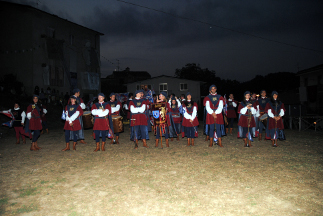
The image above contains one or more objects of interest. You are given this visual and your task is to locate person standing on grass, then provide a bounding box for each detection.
[225,93,237,135]
[255,90,270,141]
[265,91,286,147]
[68,89,87,144]
[91,93,113,152]
[1,102,27,144]
[107,92,122,144]
[62,95,83,151]
[129,89,149,149]
[168,96,182,141]
[181,92,199,146]
[203,85,225,147]
[237,91,257,147]
[26,95,42,151]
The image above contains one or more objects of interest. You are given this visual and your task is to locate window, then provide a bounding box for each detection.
[180,83,188,91]
[159,83,167,93]
[49,65,64,87]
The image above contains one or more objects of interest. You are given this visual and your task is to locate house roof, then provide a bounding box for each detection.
[1,1,104,35]
[297,64,323,76]
[126,75,206,84]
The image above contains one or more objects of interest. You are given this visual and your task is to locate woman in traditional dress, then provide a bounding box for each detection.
[237,91,257,147]
[181,92,199,146]
[26,95,43,151]
[62,95,83,151]
[265,91,286,147]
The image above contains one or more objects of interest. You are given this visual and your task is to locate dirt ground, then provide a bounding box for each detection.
[0,117,323,215]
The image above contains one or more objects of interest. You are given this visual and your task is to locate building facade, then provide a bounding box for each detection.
[0,1,103,100]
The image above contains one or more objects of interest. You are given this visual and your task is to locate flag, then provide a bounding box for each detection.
[273,130,278,140]
[2,121,13,127]
[61,110,66,120]
[246,132,254,141]
[145,89,154,103]
[1,111,14,127]
[223,94,228,116]
[107,128,114,139]
[213,131,218,142]
[179,105,185,114]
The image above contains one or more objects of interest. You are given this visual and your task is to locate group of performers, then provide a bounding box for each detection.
[1,85,286,151]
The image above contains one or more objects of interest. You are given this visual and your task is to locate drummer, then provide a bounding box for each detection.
[107,92,122,144]
[255,90,270,141]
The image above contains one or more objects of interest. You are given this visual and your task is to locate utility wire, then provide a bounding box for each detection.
[117,0,323,54]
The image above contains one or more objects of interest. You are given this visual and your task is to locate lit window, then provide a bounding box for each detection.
[180,83,188,91]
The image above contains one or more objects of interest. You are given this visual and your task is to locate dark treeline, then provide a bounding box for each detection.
[175,63,299,101]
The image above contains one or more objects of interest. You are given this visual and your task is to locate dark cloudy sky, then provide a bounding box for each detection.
[5,0,323,81]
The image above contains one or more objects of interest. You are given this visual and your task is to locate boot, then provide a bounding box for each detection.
[110,138,114,144]
[30,142,37,151]
[272,139,277,147]
[171,138,173,141]
[41,130,44,135]
[243,138,248,147]
[134,140,139,149]
[16,139,20,144]
[176,136,179,141]
[155,139,159,148]
[73,142,77,150]
[258,134,262,141]
[22,137,26,144]
[209,139,213,147]
[62,142,70,151]
[46,128,49,134]
[143,139,149,148]
[34,141,41,150]
[187,138,191,146]
[80,140,87,144]
[116,136,119,144]
[191,138,195,146]
[205,136,210,141]
[101,142,105,151]
[218,138,223,147]
[226,128,228,134]
[166,139,169,147]
[230,128,233,135]
[248,139,252,147]
[94,142,100,152]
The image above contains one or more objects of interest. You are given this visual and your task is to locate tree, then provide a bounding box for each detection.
[175,63,216,83]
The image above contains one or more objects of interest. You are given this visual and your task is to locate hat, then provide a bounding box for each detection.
[73,88,80,94]
[109,92,115,97]
[98,93,105,98]
[160,91,167,98]
[70,95,77,99]
[271,91,278,96]
[135,90,141,95]
[186,92,191,96]
[33,94,39,99]
[209,85,217,91]
[244,91,251,96]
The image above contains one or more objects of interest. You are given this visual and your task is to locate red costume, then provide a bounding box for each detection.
[64,105,83,131]
[26,104,42,130]
[91,102,112,130]
[203,94,224,125]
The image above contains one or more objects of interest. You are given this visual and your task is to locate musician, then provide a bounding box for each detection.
[255,90,270,140]
[237,91,257,147]
[225,93,237,135]
[264,91,286,147]
[1,102,27,144]
[180,94,186,103]
[91,93,113,152]
[26,95,43,151]
[62,95,83,151]
[203,85,225,147]
[182,92,199,146]
[154,91,171,148]
[69,89,87,144]
[129,89,149,149]
[250,92,257,104]
[168,96,182,141]
[107,92,122,144]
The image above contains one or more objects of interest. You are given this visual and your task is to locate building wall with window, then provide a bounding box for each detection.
[127,75,202,105]
[297,64,323,115]
[0,2,103,100]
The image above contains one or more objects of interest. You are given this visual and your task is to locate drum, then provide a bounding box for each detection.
[112,116,123,133]
[82,111,93,129]
[259,113,268,127]
[151,102,167,125]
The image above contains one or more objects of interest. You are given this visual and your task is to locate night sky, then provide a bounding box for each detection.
[5,0,323,81]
